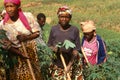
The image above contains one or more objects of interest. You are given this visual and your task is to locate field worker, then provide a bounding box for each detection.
[47,6,83,80]
[80,20,107,65]
[35,13,46,46]
[0,0,43,79]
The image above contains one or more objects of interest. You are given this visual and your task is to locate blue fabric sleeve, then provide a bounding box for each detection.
[97,35,106,64]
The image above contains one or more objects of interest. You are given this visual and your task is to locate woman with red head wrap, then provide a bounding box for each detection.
[3,0,31,30]
[0,0,43,80]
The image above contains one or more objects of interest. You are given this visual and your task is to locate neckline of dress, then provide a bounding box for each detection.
[59,25,71,32]
[6,18,20,25]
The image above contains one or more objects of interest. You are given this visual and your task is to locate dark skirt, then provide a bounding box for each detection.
[0,62,6,80]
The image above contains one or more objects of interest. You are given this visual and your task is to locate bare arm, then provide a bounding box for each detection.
[17,31,39,42]
[1,38,29,59]
[66,50,78,73]
[8,47,29,59]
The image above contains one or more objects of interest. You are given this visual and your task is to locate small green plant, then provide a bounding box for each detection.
[37,44,55,79]
[56,40,76,49]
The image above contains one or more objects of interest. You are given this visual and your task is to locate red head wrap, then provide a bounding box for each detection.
[57,6,72,16]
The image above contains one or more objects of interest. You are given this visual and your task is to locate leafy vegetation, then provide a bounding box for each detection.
[83,39,120,80]
[37,44,55,79]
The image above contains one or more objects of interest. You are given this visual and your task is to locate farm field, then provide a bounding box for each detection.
[0,0,120,80]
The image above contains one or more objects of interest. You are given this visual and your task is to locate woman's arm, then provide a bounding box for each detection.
[8,47,29,59]
[66,50,78,73]
[17,31,39,42]
[1,38,29,59]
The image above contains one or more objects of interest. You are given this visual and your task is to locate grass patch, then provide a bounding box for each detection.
[0,0,120,32]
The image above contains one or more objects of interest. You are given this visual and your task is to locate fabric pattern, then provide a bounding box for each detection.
[9,41,42,80]
[49,58,83,80]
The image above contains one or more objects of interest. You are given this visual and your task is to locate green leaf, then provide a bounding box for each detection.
[0,30,7,39]
[62,40,76,49]
[56,42,62,48]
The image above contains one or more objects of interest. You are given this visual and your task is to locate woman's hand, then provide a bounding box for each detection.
[17,34,28,42]
[20,53,29,59]
[8,47,29,59]
[17,32,39,42]
[65,65,71,73]
[72,50,78,55]
[0,38,12,50]
[50,46,58,53]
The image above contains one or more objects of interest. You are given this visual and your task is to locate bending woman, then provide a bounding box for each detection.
[0,0,43,80]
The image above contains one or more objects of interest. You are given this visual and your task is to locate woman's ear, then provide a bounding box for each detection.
[17,4,21,9]
[18,6,20,9]
[94,30,96,36]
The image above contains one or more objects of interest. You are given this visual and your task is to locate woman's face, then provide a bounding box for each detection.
[83,30,95,41]
[5,2,19,17]
[58,13,71,27]
[37,17,46,27]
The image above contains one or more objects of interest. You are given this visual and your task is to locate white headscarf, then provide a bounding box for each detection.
[80,20,96,33]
